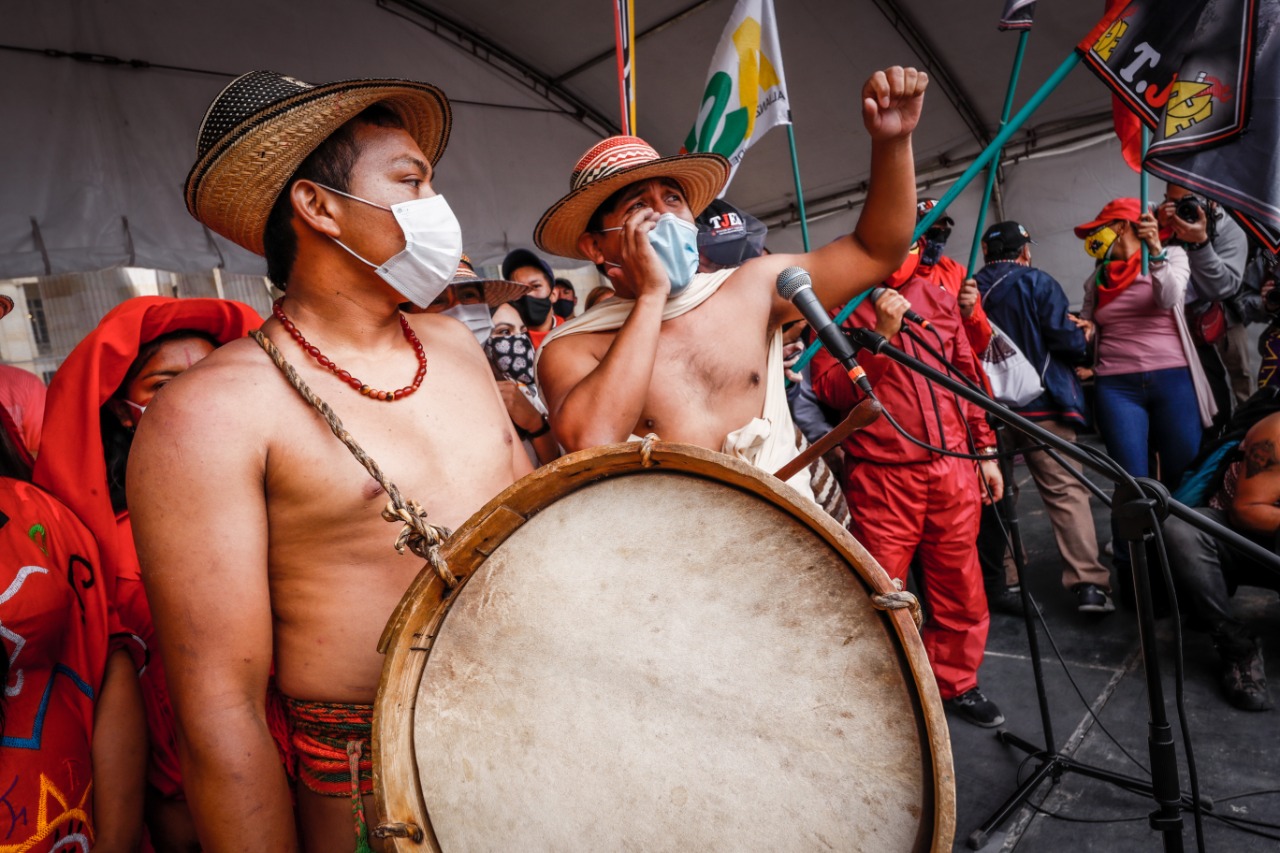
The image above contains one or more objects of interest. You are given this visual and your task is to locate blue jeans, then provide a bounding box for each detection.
[1095,367,1203,574]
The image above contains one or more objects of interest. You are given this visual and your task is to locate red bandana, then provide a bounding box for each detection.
[1094,252,1144,311]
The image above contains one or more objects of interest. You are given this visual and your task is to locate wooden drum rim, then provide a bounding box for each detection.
[372,439,956,851]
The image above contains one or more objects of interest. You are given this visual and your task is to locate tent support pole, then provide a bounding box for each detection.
[968,29,1031,277]
[787,120,812,252]
[791,49,1081,374]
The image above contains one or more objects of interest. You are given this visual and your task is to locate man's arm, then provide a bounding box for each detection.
[1035,273,1087,358]
[90,648,146,852]
[769,66,927,325]
[1231,424,1280,536]
[129,370,296,852]
[538,210,670,451]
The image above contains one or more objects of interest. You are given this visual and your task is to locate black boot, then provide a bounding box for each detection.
[1214,629,1272,712]
[986,584,1025,617]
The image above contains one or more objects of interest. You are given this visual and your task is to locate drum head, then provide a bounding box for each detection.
[375,442,954,852]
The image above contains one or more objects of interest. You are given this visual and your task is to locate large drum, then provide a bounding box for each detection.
[373,441,954,851]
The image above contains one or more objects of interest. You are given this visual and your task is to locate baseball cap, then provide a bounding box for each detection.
[982,221,1035,257]
[916,198,954,227]
[696,199,768,267]
[501,248,555,284]
[1074,198,1144,237]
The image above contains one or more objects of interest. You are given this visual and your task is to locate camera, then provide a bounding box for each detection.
[1265,284,1280,316]
[1176,195,1206,224]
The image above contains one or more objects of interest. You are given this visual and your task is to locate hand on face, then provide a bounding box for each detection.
[872,288,912,339]
[861,66,928,143]
[607,206,670,299]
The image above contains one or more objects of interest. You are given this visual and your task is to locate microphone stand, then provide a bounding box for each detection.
[842,326,1280,853]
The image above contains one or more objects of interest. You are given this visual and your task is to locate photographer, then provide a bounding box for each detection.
[1252,254,1280,389]
[1157,184,1249,426]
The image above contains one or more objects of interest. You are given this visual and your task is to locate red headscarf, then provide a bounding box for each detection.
[33,296,262,589]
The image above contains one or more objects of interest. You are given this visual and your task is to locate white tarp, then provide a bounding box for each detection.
[1,0,1142,303]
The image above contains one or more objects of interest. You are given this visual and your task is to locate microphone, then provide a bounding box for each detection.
[870,286,931,329]
[776,266,873,396]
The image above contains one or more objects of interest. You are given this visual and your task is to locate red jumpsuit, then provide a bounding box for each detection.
[812,273,994,700]
[916,250,994,356]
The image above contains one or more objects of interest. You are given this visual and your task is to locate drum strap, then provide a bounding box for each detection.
[250,330,458,588]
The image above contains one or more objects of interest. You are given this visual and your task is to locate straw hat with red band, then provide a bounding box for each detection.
[1074,198,1144,238]
[534,136,730,260]
[184,70,452,257]
[449,254,528,306]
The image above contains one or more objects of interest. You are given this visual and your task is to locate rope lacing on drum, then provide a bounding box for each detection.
[871,578,922,629]
[639,433,660,468]
[252,330,457,589]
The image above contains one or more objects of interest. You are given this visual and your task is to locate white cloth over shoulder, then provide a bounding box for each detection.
[536,269,816,502]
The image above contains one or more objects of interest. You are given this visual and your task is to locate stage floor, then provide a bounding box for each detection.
[947,439,1280,851]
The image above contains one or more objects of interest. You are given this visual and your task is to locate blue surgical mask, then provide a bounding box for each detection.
[649,213,700,293]
[600,213,700,295]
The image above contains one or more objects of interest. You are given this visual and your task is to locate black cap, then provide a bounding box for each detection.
[982,220,1035,257]
[916,198,954,227]
[696,199,768,267]
[502,248,554,284]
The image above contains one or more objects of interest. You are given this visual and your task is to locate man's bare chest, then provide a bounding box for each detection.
[263,381,514,538]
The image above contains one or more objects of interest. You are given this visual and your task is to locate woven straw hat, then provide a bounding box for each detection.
[185,70,451,256]
[450,254,528,306]
[534,136,729,260]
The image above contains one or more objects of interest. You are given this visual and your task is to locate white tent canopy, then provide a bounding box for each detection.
[2,0,1139,299]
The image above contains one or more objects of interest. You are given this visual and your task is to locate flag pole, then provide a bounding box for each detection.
[967,29,1031,277]
[1141,125,1151,275]
[626,0,637,133]
[791,49,1081,374]
[786,116,812,251]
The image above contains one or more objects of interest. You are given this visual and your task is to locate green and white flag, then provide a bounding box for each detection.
[682,0,790,190]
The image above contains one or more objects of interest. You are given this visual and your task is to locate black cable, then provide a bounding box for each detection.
[1150,508,1207,852]
[1210,812,1280,831]
[1206,812,1280,842]
[867,329,1025,461]
[1216,788,1280,803]
[901,325,1117,506]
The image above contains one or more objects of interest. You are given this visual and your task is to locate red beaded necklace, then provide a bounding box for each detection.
[272,298,427,402]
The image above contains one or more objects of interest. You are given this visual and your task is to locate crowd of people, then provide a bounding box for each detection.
[1,62,1278,852]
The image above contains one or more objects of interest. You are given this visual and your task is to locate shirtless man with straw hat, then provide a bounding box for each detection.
[129,71,530,852]
[535,67,928,494]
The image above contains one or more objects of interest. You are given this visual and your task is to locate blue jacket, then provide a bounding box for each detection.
[975,261,1088,425]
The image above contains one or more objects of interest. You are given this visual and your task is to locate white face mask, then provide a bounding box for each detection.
[442,302,494,343]
[322,185,464,308]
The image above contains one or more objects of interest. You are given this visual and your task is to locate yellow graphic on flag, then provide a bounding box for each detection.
[1093,19,1128,61]
[1165,79,1214,137]
[731,16,783,142]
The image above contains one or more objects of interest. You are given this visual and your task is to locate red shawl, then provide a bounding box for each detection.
[31,296,261,797]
